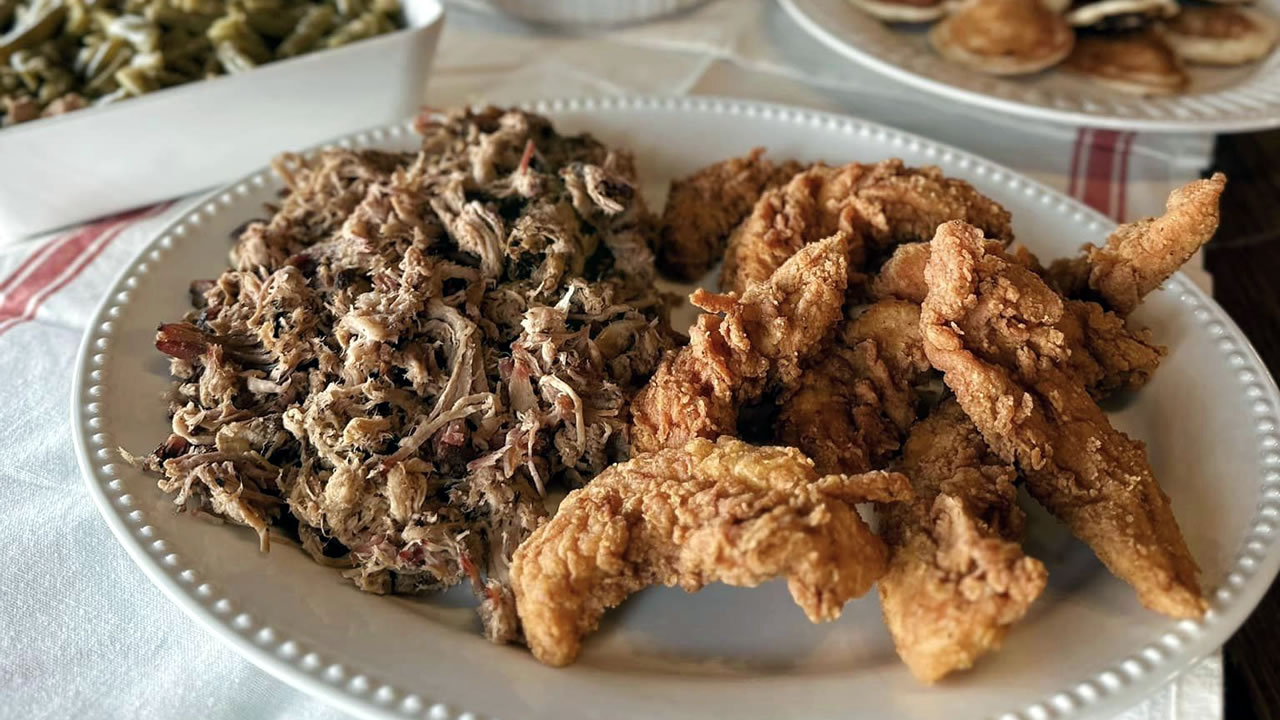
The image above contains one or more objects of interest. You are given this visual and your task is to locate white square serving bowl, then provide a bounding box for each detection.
[0,0,444,241]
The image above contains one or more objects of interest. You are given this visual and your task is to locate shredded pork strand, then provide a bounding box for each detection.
[134,108,675,643]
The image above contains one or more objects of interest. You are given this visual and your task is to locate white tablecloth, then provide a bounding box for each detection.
[0,1,1223,718]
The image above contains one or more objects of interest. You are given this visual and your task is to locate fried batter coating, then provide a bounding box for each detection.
[920,221,1205,618]
[510,437,912,666]
[1057,299,1165,397]
[657,149,804,281]
[631,234,851,453]
[720,166,854,296]
[879,399,1047,683]
[721,159,1013,294]
[776,300,931,475]
[869,241,933,304]
[872,241,1165,398]
[1047,173,1225,316]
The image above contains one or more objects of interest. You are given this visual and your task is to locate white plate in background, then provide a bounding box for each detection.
[75,96,1280,720]
[781,0,1280,132]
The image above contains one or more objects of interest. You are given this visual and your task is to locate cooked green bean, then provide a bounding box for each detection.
[276,4,332,58]
[325,9,391,48]
[0,0,66,63]
[213,38,254,73]
[0,0,405,127]
[207,9,271,64]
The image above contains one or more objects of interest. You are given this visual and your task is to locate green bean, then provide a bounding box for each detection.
[325,10,383,48]
[63,0,94,36]
[238,0,281,13]
[213,37,253,73]
[333,0,365,17]
[276,3,330,57]
[105,14,160,52]
[0,0,66,63]
[84,41,131,91]
[93,84,128,104]
[76,35,125,78]
[115,61,157,94]
[145,6,217,32]
[245,6,302,38]
[206,9,268,63]
[172,0,223,15]
[34,64,70,100]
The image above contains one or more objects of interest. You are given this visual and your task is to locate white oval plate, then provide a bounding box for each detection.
[74,96,1280,720]
[780,0,1280,132]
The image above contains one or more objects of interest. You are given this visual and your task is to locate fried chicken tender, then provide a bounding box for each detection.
[1057,299,1165,397]
[657,149,804,281]
[920,221,1205,618]
[869,241,933,304]
[879,399,1047,683]
[721,159,1013,294]
[510,436,912,666]
[776,300,931,475]
[631,234,850,453]
[1047,174,1225,316]
[872,241,1165,398]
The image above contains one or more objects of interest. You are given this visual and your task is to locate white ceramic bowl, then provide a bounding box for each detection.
[483,0,705,25]
[0,0,444,242]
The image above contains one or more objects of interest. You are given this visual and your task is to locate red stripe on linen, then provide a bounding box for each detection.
[1080,130,1122,219]
[0,223,102,297]
[0,222,122,321]
[1113,132,1136,223]
[1066,128,1089,199]
[0,203,169,337]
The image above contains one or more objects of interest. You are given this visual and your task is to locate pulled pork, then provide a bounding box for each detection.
[135,108,675,643]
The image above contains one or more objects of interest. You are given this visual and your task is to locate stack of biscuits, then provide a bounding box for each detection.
[850,0,1279,95]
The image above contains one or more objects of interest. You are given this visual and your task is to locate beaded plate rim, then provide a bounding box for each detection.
[73,95,1280,720]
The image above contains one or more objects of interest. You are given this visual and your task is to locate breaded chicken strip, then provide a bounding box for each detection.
[920,221,1205,618]
[721,159,1013,294]
[776,300,931,475]
[1047,173,1225,316]
[510,436,912,666]
[869,241,933,304]
[657,149,803,281]
[1057,300,1165,397]
[872,241,1164,398]
[879,399,1047,683]
[631,234,850,453]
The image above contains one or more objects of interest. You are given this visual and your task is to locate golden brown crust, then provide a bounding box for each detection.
[1047,174,1225,316]
[872,241,1164,398]
[510,437,911,666]
[631,234,851,453]
[657,149,804,281]
[879,400,1047,683]
[920,221,1205,619]
[776,300,932,475]
[930,0,1075,75]
[1161,6,1279,66]
[721,159,1013,295]
[1064,31,1188,95]
[869,242,933,304]
[721,167,845,296]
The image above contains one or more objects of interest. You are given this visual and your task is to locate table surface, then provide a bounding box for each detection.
[1211,129,1280,720]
